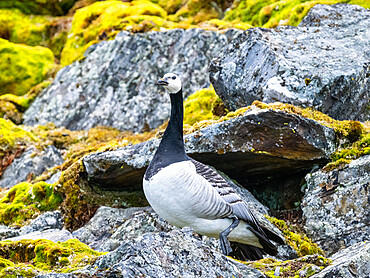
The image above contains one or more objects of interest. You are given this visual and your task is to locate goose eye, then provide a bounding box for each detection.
[172,76,176,80]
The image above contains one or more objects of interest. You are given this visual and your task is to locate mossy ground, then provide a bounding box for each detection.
[0,238,104,277]
[246,255,331,277]
[0,181,62,225]
[0,81,51,124]
[0,38,54,96]
[224,0,369,28]
[266,216,323,257]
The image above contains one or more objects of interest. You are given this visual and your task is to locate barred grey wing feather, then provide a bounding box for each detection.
[190,159,263,232]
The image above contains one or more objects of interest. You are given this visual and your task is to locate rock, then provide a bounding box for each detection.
[209,4,370,122]
[19,211,63,235]
[81,227,266,278]
[0,145,64,189]
[83,108,335,209]
[98,209,177,252]
[72,206,152,250]
[0,38,54,96]
[302,155,370,255]
[24,29,231,132]
[311,241,370,278]
[6,228,73,242]
[0,225,20,240]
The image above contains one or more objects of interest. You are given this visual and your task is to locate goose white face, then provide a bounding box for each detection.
[157,73,182,94]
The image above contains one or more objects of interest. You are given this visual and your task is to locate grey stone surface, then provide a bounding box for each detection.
[72,206,152,250]
[83,108,336,191]
[210,4,370,121]
[311,241,370,278]
[82,227,266,278]
[0,145,64,188]
[24,28,232,132]
[302,155,370,255]
[6,228,73,242]
[0,225,20,240]
[19,210,63,235]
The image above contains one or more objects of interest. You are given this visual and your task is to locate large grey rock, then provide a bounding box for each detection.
[24,29,231,132]
[302,155,370,255]
[81,227,266,278]
[72,206,152,249]
[210,4,370,121]
[19,210,63,235]
[0,145,64,188]
[311,241,370,278]
[83,108,336,204]
[0,225,20,240]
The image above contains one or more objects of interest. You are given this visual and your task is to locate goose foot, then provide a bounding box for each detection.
[219,216,240,255]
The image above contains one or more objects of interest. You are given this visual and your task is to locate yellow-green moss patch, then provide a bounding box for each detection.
[0,0,77,16]
[61,0,168,65]
[0,118,37,152]
[183,86,227,126]
[266,216,323,257]
[246,255,331,278]
[0,181,62,225]
[0,38,54,96]
[0,238,104,276]
[223,0,369,28]
[0,81,51,124]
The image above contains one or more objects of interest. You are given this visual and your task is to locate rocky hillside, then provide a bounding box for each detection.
[0,1,369,277]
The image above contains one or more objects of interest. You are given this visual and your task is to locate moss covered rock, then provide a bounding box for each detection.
[0,181,62,225]
[0,39,54,96]
[61,0,168,65]
[224,0,370,27]
[0,0,78,16]
[0,238,104,276]
[0,81,51,124]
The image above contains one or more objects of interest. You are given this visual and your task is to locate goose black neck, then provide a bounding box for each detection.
[144,88,188,180]
[159,89,185,154]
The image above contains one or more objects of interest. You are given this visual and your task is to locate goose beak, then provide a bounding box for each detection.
[157,78,168,86]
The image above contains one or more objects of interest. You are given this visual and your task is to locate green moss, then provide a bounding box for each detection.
[0,38,54,96]
[61,0,168,65]
[0,0,78,16]
[266,216,323,257]
[169,0,228,24]
[0,81,51,124]
[0,238,104,276]
[324,131,370,171]
[224,0,370,28]
[0,118,37,152]
[246,255,331,278]
[183,86,226,126]
[0,181,62,225]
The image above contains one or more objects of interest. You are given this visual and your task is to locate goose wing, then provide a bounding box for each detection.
[190,159,263,232]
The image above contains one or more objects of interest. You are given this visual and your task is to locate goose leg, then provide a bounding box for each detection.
[219,216,240,255]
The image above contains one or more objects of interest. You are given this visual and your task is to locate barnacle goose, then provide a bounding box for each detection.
[143,73,284,260]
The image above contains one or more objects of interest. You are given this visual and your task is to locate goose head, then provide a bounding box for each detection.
[157,73,182,94]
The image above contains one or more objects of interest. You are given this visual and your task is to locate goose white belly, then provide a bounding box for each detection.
[143,160,262,248]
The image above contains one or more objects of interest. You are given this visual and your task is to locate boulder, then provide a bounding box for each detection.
[209,4,370,121]
[72,206,152,250]
[19,210,64,235]
[302,155,370,255]
[311,241,370,278]
[83,108,335,208]
[0,145,64,189]
[24,29,232,132]
[81,227,266,278]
